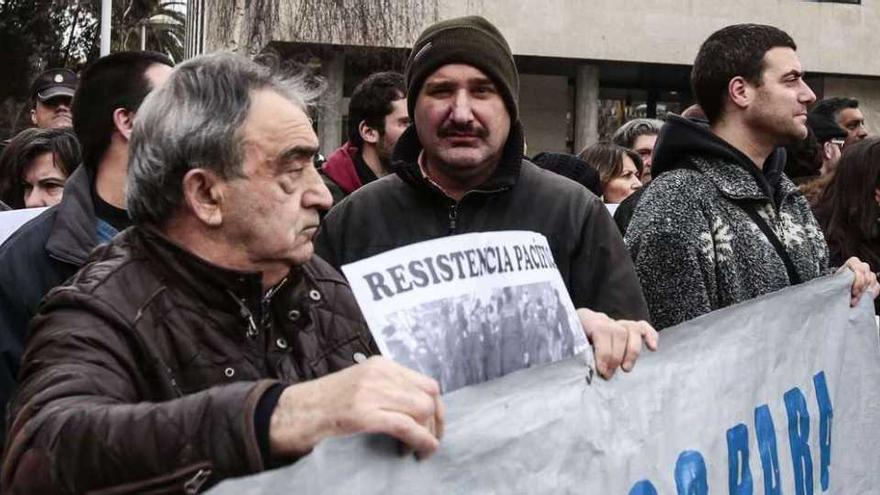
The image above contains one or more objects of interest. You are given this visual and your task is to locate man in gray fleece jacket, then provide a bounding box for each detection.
[625,24,878,330]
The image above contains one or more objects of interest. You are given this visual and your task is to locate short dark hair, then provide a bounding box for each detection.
[72,51,173,172]
[578,142,643,188]
[0,127,81,208]
[811,97,859,121]
[346,71,406,146]
[691,24,797,124]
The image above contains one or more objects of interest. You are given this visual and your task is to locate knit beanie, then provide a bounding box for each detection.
[405,16,519,122]
[532,152,603,197]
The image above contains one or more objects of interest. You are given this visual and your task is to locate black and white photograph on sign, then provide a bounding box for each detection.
[342,231,591,394]
[380,282,581,392]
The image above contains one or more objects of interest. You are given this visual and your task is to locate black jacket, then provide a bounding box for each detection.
[0,166,109,428]
[315,123,650,321]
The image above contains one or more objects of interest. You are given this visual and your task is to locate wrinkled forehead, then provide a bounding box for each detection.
[241,89,319,155]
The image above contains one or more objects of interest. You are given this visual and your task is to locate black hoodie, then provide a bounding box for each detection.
[651,115,787,206]
[614,115,789,234]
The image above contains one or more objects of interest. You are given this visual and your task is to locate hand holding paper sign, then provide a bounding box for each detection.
[578,308,658,379]
[342,231,594,393]
[838,256,880,306]
[269,357,445,460]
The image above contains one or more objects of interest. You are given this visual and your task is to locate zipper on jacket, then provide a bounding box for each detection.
[448,203,458,234]
[243,307,259,340]
[229,290,260,339]
[444,186,507,236]
[259,278,287,334]
[183,468,212,494]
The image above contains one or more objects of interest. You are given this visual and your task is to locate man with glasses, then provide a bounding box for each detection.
[807,111,848,177]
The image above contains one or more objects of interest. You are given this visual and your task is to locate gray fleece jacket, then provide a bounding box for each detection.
[625,116,829,329]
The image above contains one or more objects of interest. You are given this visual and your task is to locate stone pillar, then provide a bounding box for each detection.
[574,64,600,153]
[318,51,345,157]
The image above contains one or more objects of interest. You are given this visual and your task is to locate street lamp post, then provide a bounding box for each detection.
[100,0,112,56]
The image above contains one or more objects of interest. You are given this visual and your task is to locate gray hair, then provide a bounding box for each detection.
[611,118,664,149]
[127,52,324,225]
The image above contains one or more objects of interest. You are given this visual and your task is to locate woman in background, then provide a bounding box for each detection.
[578,142,643,204]
[0,127,80,209]
[815,137,880,313]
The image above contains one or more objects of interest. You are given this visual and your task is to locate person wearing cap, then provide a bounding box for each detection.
[0,52,173,446]
[316,16,657,380]
[2,52,441,494]
[531,152,603,198]
[30,68,77,129]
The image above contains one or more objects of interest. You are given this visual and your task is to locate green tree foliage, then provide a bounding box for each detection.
[0,0,184,138]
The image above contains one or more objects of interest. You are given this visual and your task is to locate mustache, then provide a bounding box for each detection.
[438,123,488,139]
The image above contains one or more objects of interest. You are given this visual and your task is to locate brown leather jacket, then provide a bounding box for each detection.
[2,227,377,494]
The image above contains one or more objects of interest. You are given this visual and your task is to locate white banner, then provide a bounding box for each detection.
[0,207,47,245]
[341,231,590,392]
[211,273,880,494]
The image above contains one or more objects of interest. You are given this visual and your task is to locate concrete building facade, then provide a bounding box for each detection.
[187,0,880,157]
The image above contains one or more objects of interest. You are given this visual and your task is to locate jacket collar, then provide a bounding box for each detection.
[653,115,795,205]
[45,166,99,265]
[688,148,794,203]
[390,121,525,200]
[133,226,315,323]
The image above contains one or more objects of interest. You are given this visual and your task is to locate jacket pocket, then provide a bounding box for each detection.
[87,462,213,495]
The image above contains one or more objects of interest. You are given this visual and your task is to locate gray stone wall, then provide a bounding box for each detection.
[201,0,880,77]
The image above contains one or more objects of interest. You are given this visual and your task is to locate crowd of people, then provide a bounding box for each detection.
[382,283,576,392]
[0,14,876,493]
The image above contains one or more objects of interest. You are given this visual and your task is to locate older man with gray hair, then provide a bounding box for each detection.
[3,53,444,494]
[611,118,664,183]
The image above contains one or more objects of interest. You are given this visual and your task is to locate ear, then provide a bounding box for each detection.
[358,120,380,145]
[30,108,37,126]
[822,141,834,161]
[112,108,136,141]
[181,168,226,227]
[727,76,754,111]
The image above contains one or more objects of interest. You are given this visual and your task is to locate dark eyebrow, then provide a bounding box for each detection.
[278,145,319,163]
[423,80,456,91]
[470,77,495,86]
[782,70,805,80]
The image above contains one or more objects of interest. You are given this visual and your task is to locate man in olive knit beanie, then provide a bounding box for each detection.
[404,16,519,123]
[317,16,657,381]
